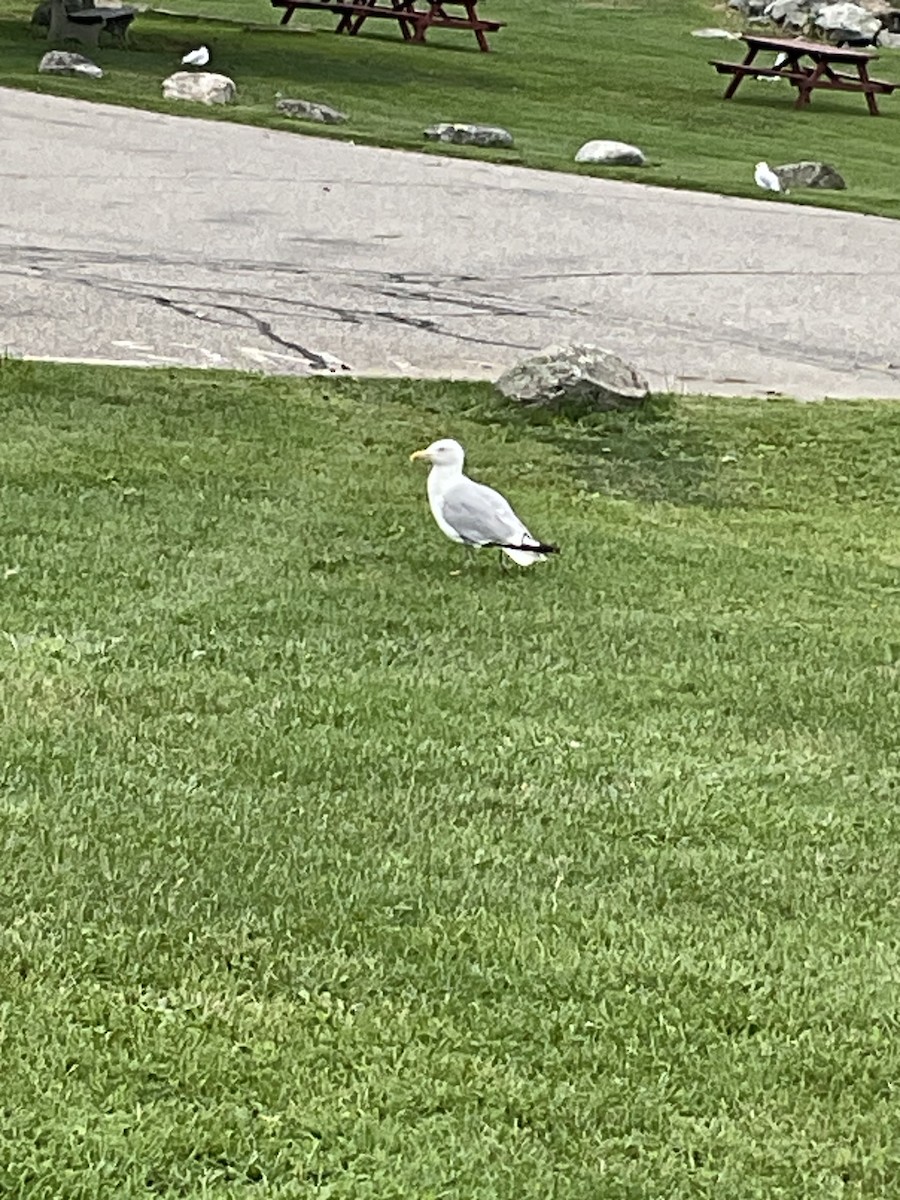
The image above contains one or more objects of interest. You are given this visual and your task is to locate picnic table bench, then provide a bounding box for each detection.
[711,33,896,115]
[271,0,504,52]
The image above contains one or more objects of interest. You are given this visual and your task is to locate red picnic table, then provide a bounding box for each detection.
[711,33,897,115]
[270,0,504,51]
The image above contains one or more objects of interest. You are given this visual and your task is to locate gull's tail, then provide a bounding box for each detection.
[493,540,560,566]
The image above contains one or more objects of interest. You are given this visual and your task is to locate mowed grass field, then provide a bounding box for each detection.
[1,358,900,1195]
[3,0,900,218]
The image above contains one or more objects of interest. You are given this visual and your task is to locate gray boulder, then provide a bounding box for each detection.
[496,345,650,413]
[423,123,513,148]
[774,160,846,189]
[728,0,769,13]
[162,71,235,105]
[765,0,814,27]
[814,1,882,40]
[575,139,646,166]
[275,97,347,124]
[877,28,900,44]
[38,50,103,77]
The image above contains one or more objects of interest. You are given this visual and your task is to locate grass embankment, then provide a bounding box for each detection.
[1,358,899,1195]
[2,0,900,217]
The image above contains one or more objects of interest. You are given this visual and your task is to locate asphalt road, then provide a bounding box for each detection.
[2,86,898,398]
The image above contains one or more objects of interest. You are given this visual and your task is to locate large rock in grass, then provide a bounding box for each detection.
[774,160,846,189]
[162,71,236,106]
[496,345,650,412]
[814,1,882,41]
[575,140,646,166]
[39,50,103,78]
[765,0,814,28]
[275,97,347,124]
[728,0,770,14]
[424,123,514,148]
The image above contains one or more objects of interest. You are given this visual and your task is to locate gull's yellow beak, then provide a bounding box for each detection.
[409,448,430,462]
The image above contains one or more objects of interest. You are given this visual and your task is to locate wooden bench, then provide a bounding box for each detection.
[271,0,504,52]
[711,34,897,115]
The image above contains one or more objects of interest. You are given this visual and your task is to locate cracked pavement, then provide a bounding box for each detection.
[2,86,899,398]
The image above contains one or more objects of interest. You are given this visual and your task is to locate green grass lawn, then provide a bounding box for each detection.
[2,357,900,1196]
[4,0,900,218]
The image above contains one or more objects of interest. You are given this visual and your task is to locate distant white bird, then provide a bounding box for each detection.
[759,50,789,81]
[181,45,210,67]
[754,161,785,193]
[409,438,559,567]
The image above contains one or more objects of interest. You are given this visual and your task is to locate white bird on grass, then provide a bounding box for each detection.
[759,50,789,81]
[754,161,787,194]
[181,45,210,67]
[409,438,560,568]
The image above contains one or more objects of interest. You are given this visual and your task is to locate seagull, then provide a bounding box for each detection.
[759,50,788,81]
[754,161,785,193]
[181,46,210,67]
[409,438,560,567]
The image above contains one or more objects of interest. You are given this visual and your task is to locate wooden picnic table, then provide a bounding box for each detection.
[270,0,504,51]
[711,33,897,115]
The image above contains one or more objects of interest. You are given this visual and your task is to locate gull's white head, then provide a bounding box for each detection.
[409,438,465,469]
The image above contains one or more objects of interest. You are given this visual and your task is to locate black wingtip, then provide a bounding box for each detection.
[492,541,560,556]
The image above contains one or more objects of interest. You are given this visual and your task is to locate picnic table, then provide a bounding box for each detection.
[270,0,504,52]
[711,33,897,115]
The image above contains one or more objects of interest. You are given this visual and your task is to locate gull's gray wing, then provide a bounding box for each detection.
[441,477,531,547]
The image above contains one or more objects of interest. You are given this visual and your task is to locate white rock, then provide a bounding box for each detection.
[691,27,741,38]
[423,123,513,148]
[38,50,103,78]
[161,71,235,106]
[575,139,646,166]
[877,28,900,46]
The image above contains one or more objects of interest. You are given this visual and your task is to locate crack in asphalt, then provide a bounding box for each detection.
[2,241,897,381]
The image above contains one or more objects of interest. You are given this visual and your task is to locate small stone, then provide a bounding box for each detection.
[38,50,103,78]
[774,160,847,189]
[161,71,235,106]
[275,97,347,124]
[877,28,900,45]
[690,27,741,38]
[496,345,649,413]
[575,139,646,166]
[423,123,514,148]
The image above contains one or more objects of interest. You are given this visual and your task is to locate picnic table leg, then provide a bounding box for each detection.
[392,0,415,41]
[347,0,375,35]
[279,4,294,22]
[407,2,433,43]
[464,0,490,51]
[794,60,826,108]
[857,63,880,114]
[723,45,759,98]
